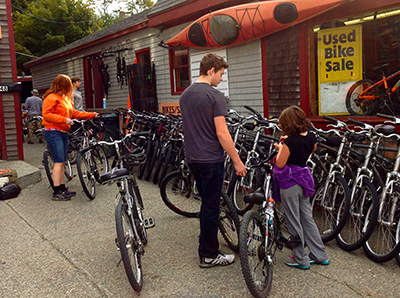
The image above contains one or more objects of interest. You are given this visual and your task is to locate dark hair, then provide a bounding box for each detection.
[43,74,73,100]
[71,76,81,83]
[278,105,311,136]
[199,53,229,76]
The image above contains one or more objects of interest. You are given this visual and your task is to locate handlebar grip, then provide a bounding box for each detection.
[244,105,263,119]
[347,118,366,126]
[376,113,397,121]
[322,115,338,123]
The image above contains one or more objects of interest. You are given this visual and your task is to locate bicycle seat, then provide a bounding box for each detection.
[100,167,130,184]
[243,187,265,205]
[375,124,396,135]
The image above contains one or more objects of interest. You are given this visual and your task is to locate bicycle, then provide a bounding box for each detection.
[346,63,400,116]
[363,113,400,262]
[238,148,294,298]
[159,159,241,252]
[97,130,154,292]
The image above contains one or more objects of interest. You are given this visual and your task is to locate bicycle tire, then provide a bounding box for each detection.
[239,210,273,298]
[363,184,400,262]
[145,139,161,181]
[230,166,261,213]
[137,138,152,179]
[160,170,200,218]
[43,150,73,186]
[152,145,166,184]
[43,150,54,188]
[158,146,174,186]
[336,178,379,251]
[345,80,376,116]
[128,180,148,245]
[91,145,109,183]
[115,200,143,292]
[76,152,96,200]
[219,191,240,252]
[311,174,351,242]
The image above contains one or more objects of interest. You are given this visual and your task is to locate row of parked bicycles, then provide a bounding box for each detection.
[27,106,400,297]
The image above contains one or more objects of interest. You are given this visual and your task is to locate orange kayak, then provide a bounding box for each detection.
[165,0,347,48]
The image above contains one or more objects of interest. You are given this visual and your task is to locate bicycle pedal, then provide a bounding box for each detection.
[143,217,155,229]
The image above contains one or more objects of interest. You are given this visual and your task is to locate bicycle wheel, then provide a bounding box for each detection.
[115,200,143,292]
[345,80,376,116]
[76,152,96,200]
[152,145,166,184]
[160,170,200,218]
[64,160,74,181]
[145,139,161,181]
[363,184,400,262]
[91,145,109,183]
[219,192,240,252]
[239,210,273,298]
[137,138,152,179]
[230,166,262,213]
[43,150,54,188]
[311,174,351,242]
[98,129,117,158]
[128,180,148,245]
[336,178,379,251]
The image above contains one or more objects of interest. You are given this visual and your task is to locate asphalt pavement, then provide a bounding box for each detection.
[0,141,399,298]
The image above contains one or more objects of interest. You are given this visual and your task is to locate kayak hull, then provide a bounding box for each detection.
[165,0,347,48]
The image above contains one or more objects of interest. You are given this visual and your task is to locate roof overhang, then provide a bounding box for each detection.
[25,20,148,68]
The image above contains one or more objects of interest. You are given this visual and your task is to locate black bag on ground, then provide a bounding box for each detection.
[0,183,21,200]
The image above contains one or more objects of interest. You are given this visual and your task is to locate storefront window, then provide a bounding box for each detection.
[169,48,190,95]
[314,7,400,116]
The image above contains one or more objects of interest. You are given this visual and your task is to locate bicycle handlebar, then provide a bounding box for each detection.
[377,113,400,125]
[243,105,263,120]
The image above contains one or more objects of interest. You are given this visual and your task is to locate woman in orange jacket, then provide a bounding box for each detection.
[42,74,98,201]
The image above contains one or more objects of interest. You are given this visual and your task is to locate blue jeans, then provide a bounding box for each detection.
[188,162,224,259]
[44,130,68,163]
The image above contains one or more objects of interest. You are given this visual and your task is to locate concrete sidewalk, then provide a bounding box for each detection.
[0,142,399,298]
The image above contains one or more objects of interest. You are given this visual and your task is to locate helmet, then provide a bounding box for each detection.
[121,148,146,168]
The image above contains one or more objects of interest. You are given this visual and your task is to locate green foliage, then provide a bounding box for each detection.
[120,0,154,15]
[12,0,101,75]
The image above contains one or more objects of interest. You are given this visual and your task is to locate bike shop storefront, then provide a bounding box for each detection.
[309,1,400,126]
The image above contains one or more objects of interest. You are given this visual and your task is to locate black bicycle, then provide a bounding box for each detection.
[159,160,241,252]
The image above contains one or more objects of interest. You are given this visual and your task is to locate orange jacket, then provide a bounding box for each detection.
[42,93,95,131]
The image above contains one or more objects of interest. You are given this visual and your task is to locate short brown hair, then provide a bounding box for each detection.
[71,76,81,83]
[278,105,311,136]
[199,53,229,76]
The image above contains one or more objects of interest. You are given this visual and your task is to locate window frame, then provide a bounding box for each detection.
[169,47,190,95]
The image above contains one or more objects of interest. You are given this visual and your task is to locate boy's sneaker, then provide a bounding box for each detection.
[310,259,330,265]
[199,254,235,268]
[52,191,72,201]
[284,256,310,270]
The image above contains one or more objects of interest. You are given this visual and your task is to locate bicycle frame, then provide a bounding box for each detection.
[360,70,400,100]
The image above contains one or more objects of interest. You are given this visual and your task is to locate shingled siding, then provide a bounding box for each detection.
[266,26,300,118]
[0,0,19,160]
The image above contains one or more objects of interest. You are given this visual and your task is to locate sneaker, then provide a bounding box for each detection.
[28,141,34,144]
[64,190,76,197]
[284,256,310,270]
[39,140,44,144]
[310,259,330,265]
[199,254,235,268]
[52,191,72,201]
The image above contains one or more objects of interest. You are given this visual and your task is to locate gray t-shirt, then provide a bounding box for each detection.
[179,82,228,163]
[24,95,43,116]
[73,89,84,111]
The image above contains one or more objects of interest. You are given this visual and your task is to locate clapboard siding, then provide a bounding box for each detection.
[0,0,21,160]
[30,27,160,110]
[227,40,263,116]
[266,26,300,118]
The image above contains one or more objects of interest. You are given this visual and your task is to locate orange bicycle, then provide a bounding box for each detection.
[345,63,400,116]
